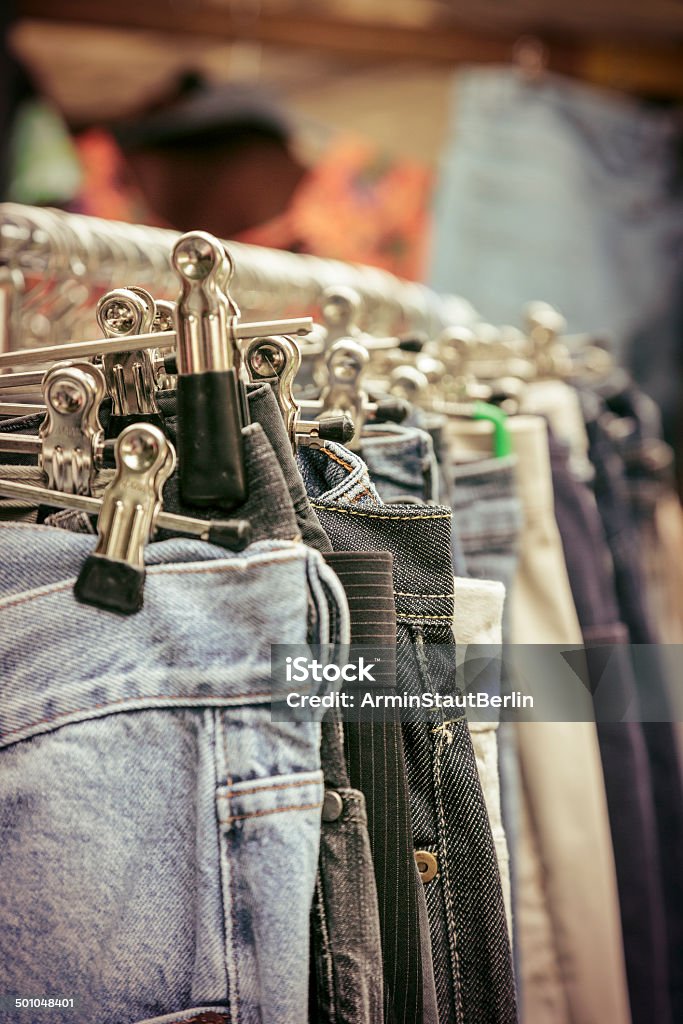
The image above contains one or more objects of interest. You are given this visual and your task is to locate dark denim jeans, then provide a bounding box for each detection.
[300,441,518,1024]
[550,429,672,1024]
[449,454,523,1009]
[585,398,683,1022]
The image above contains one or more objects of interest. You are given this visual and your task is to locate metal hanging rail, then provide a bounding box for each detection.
[0,203,469,356]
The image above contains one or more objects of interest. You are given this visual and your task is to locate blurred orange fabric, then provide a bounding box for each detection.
[73,129,431,281]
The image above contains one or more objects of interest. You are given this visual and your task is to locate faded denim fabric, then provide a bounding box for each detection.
[0,523,348,1024]
[361,423,439,504]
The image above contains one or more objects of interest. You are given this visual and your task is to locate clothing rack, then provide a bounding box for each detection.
[0,203,457,356]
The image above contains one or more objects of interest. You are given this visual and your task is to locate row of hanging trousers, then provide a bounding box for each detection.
[1,237,683,1024]
[2,373,682,1024]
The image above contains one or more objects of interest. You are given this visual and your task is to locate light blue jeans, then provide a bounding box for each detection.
[0,523,349,1024]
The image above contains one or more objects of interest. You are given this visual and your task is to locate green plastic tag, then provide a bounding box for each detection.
[472,400,513,458]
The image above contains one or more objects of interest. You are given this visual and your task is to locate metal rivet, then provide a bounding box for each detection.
[47,378,85,415]
[249,341,285,377]
[322,789,344,822]
[415,850,438,882]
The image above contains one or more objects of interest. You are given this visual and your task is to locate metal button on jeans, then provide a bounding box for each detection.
[415,850,438,882]
[322,789,344,822]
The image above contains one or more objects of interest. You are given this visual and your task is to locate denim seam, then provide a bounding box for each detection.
[210,711,232,1008]
[395,591,453,598]
[312,870,337,1022]
[224,777,318,798]
[316,448,374,502]
[413,625,465,1022]
[0,554,305,611]
[220,801,323,824]
[219,713,242,1024]
[1,691,275,743]
[433,727,465,1024]
[311,504,451,521]
[398,613,453,621]
[221,710,233,790]
[319,447,357,474]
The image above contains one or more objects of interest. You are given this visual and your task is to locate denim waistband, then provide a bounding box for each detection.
[299,442,454,620]
[361,422,437,504]
[0,524,346,749]
[452,456,521,539]
[297,442,381,508]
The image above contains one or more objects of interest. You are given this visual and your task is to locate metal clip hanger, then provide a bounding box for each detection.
[243,333,355,451]
[0,362,106,494]
[243,334,301,448]
[73,421,173,614]
[96,287,164,434]
[308,286,363,388]
[172,231,249,509]
[522,301,573,379]
[294,416,355,449]
[318,339,369,450]
[0,474,252,554]
[300,339,407,449]
[39,361,106,493]
[64,422,252,614]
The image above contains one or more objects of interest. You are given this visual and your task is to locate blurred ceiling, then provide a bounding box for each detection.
[16,0,683,40]
[10,0,683,164]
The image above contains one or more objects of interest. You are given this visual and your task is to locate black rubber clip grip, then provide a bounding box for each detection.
[177,369,249,509]
[74,555,146,615]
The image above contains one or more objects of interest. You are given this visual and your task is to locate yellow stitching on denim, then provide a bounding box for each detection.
[1,691,274,742]
[311,504,451,521]
[318,447,357,474]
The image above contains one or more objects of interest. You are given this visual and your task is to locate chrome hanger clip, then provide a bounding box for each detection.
[317,339,369,450]
[243,334,301,449]
[172,231,249,509]
[96,286,165,436]
[243,332,356,449]
[69,421,251,614]
[0,362,106,494]
[39,361,106,493]
[74,423,175,614]
[301,339,407,447]
[295,415,355,449]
